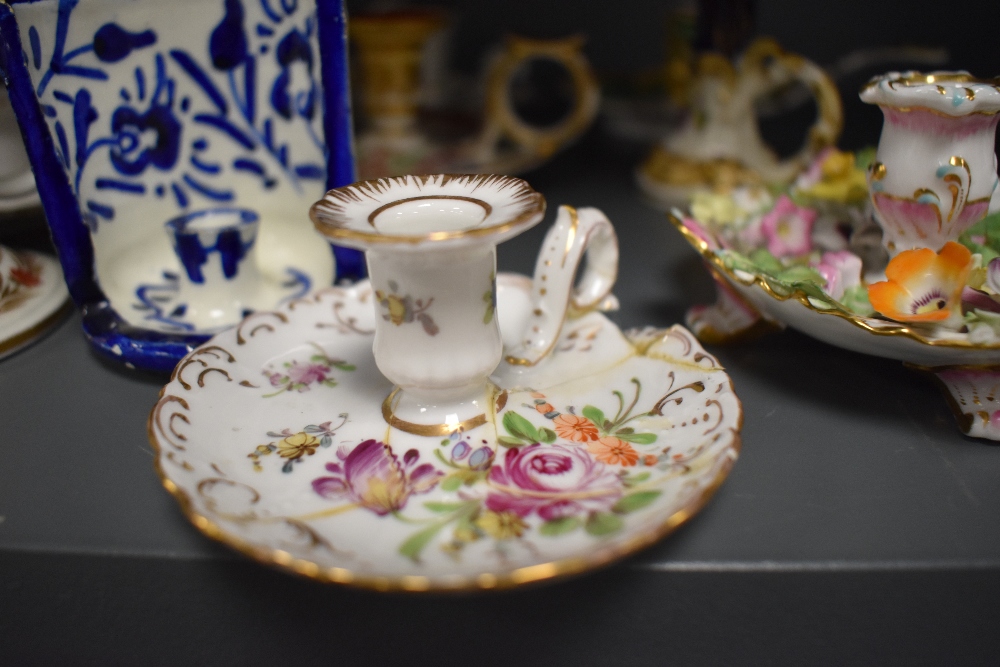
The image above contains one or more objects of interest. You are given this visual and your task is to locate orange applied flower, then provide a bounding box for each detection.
[868,241,972,323]
[587,437,639,466]
[553,413,599,442]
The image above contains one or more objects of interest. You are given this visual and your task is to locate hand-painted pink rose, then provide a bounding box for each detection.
[312,440,443,515]
[485,443,624,521]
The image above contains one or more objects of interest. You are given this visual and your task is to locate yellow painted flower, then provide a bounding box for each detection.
[476,510,528,540]
[375,290,409,325]
[690,191,739,226]
[868,242,972,323]
[453,524,481,543]
[797,149,868,204]
[277,432,321,459]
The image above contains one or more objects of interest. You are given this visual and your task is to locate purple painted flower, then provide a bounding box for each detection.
[760,195,816,257]
[812,250,863,300]
[452,441,471,460]
[468,446,494,470]
[485,443,623,521]
[312,440,443,516]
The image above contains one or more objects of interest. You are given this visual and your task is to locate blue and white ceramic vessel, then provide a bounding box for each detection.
[0,0,362,371]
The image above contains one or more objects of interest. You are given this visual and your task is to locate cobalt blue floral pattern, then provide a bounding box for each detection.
[25,0,328,233]
[0,0,356,370]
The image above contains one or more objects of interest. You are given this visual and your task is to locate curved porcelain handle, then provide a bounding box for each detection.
[505,205,618,366]
[742,38,843,181]
[478,35,600,163]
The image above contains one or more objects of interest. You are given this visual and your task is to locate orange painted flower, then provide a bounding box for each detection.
[553,414,599,442]
[643,454,658,467]
[587,437,639,466]
[868,242,972,323]
[535,402,555,415]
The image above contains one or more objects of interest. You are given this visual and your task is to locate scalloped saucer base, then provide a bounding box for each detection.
[0,247,70,359]
[150,274,742,591]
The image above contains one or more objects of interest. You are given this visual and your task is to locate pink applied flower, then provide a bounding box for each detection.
[312,440,443,516]
[812,251,863,300]
[485,443,623,521]
[760,195,816,257]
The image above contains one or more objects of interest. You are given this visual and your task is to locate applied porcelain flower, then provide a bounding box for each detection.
[690,191,740,226]
[867,241,973,323]
[795,148,868,204]
[812,251,863,301]
[312,440,443,515]
[759,195,816,257]
[485,443,623,521]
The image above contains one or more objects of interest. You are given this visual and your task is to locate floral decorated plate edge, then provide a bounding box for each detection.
[668,213,1000,351]
[147,285,743,593]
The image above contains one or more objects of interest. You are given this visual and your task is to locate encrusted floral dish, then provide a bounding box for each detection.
[0,245,70,359]
[670,136,1000,439]
[150,275,741,591]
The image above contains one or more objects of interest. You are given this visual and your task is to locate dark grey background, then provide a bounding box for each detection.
[3,1,1000,664]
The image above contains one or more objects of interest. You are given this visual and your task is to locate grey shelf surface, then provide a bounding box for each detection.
[3,139,1000,665]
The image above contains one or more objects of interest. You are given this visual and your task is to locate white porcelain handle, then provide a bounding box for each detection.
[505,205,618,366]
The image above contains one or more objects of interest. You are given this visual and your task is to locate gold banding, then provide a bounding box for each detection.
[561,205,579,268]
[310,174,545,246]
[381,387,488,436]
[886,71,998,88]
[366,195,493,228]
[668,212,1000,350]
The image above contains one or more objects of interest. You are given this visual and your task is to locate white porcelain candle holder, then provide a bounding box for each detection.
[861,71,1000,256]
[310,174,618,435]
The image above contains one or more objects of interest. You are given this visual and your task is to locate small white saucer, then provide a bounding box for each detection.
[0,246,70,359]
[150,274,742,591]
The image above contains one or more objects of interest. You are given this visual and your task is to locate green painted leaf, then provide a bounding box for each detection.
[613,491,662,514]
[617,432,657,445]
[538,428,557,443]
[622,471,651,487]
[503,411,540,443]
[498,436,525,448]
[399,522,445,562]
[582,406,605,427]
[616,427,634,435]
[441,475,463,492]
[424,501,467,513]
[440,439,451,446]
[539,516,582,536]
[585,512,624,536]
